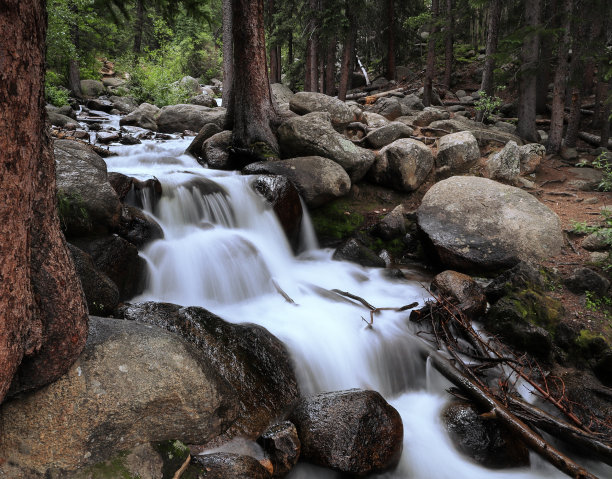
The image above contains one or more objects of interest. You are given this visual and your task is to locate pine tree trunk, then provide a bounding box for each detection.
[67,1,82,98]
[564,88,582,148]
[222,0,234,128]
[386,0,396,81]
[536,0,555,115]
[547,0,572,153]
[443,0,454,90]
[133,0,145,54]
[0,0,88,403]
[423,0,439,107]
[325,37,336,95]
[338,4,356,101]
[476,0,502,121]
[267,0,281,84]
[231,0,278,156]
[517,0,541,142]
[600,92,611,147]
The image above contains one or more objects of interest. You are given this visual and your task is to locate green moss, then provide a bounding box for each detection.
[250,141,279,161]
[311,199,365,243]
[71,451,136,479]
[154,439,197,479]
[574,329,609,357]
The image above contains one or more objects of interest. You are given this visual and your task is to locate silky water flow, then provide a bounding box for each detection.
[105,135,608,479]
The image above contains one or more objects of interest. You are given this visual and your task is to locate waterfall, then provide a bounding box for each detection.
[106,138,608,479]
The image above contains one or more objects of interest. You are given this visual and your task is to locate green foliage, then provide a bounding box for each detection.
[57,189,90,232]
[585,292,612,318]
[590,153,612,192]
[45,71,70,107]
[572,208,612,272]
[453,43,478,64]
[474,89,504,122]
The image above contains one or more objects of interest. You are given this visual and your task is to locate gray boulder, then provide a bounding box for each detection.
[486,141,520,182]
[190,93,218,108]
[289,92,354,129]
[414,107,450,127]
[80,79,105,97]
[47,110,80,129]
[271,83,294,105]
[203,130,233,169]
[121,302,300,443]
[185,123,223,161]
[289,389,403,476]
[428,118,523,146]
[399,94,425,114]
[518,143,545,175]
[277,112,375,182]
[101,77,125,88]
[368,138,434,192]
[431,270,487,317]
[109,95,139,114]
[365,121,414,149]
[156,104,226,133]
[179,75,201,94]
[564,268,610,297]
[243,156,351,208]
[120,103,161,131]
[118,204,164,248]
[68,243,119,317]
[362,111,390,128]
[0,317,239,475]
[54,139,122,235]
[332,238,386,268]
[191,453,271,479]
[372,204,406,240]
[436,131,480,172]
[417,176,564,272]
[367,97,403,121]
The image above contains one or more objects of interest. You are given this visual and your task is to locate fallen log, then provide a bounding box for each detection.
[507,395,612,467]
[577,131,612,148]
[425,349,602,479]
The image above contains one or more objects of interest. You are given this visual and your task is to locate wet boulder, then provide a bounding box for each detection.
[431,270,487,317]
[372,205,406,240]
[332,238,386,268]
[191,453,271,479]
[365,121,414,149]
[156,104,226,133]
[289,91,354,129]
[72,235,146,301]
[367,138,434,192]
[87,98,114,113]
[203,130,233,169]
[54,139,122,236]
[185,123,223,161]
[121,302,300,443]
[288,389,403,476]
[417,176,563,273]
[0,317,239,475]
[68,243,119,317]
[277,112,375,182]
[251,175,303,251]
[118,205,164,248]
[435,131,480,173]
[120,103,161,131]
[243,156,351,208]
[257,422,301,478]
[442,402,529,469]
[47,110,80,129]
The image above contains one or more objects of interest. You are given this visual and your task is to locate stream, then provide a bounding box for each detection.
[101,128,608,479]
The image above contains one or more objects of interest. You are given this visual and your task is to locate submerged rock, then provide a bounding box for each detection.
[289,389,403,476]
[257,422,301,478]
[332,238,386,268]
[191,453,271,479]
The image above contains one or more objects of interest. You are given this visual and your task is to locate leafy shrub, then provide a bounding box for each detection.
[474,90,504,122]
[572,208,612,272]
[45,71,70,107]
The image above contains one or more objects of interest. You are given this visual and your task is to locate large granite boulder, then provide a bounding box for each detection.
[289,92,354,129]
[365,121,414,149]
[486,141,520,182]
[367,138,434,192]
[427,118,523,146]
[54,139,122,235]
[47,110,80,129]
[289,389,403,476]
[435,131,480,173]
[413,107,450,127]
[366,97,403,121]
[243,156,351,208]
[185,123,223,161]
[271,83,294,105]
[190,93,218,107]
[0,317,239,476]
[121,302,300,443]
[80,79,105,97]
[203,130,233,169]
[109,95,139,114]
[277,112,375,182]
[120,103,161,131]
[156,104,226,133]
[417,176,564,272]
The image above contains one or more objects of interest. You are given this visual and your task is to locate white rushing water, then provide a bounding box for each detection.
[105,137,608,479]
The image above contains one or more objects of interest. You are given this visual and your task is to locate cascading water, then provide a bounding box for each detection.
[105,135,609,479]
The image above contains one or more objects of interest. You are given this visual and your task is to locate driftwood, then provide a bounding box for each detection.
[577,131,612,148]
[329,289,417,326]
[272,279,296,305]
[172,455,191,479]
[425,350,602,479]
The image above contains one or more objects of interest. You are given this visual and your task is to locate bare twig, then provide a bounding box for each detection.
[172,455,191,479]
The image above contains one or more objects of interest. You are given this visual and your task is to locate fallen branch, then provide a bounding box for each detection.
[578,131,612,148]
[272,279,296,305]
[425,349,601,479]
[172,454,191,479]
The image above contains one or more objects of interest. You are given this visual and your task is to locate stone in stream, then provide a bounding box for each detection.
[288,389,403,476]
[257,421,301,478]
[185,122,223,161]
[332,237,386,268]
[430,270,487,317]
[190,453,272,479]
[120,102,161,131]
[156,104,226,133]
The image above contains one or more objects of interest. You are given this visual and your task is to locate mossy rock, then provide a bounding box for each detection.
[310,199,365,245]
[574,330,609,359]
[485,289,564,359]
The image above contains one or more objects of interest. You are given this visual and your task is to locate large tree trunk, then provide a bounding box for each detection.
[325,36,336,95]
[423,0,439,107]
[305,0,319,92]
[385,0,396,81]
[517,0,542,142]
[231,0,279,157]
[443,0,454,90]
[222,0,234,129]
[547,0,572,153]
[476,0,502,121]
[338,4,356,101]
[133,0,145,54]
[267,0,281,84]
[67,1,82,98]
[535,0,555,114]
[0,0,88,403]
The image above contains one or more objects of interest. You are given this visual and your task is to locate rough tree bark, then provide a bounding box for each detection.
[67,1,83,98]
[476,0,502,121]
[0,0,89,403]
[385,0,396,81]
[268,0,281,84]
[230,0,279,158]
[325,36,336,95]
[547,0,572,153]
[443,0,454,90]
[338,3,356,101]
[305,0,319,92]
[423,0,439,107]
[517,0,542,142]
[133,0,145,54]
[222,0,234,129]
[536,0,555,115]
